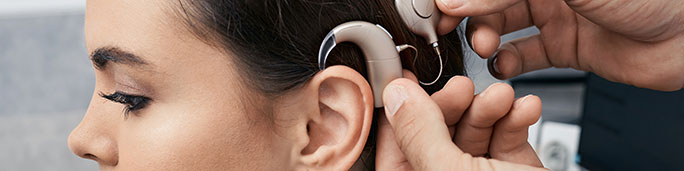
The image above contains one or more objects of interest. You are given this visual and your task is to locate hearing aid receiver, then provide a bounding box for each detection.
[319,21,409,108]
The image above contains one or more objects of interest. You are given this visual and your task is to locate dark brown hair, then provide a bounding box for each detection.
[176,0,465,169]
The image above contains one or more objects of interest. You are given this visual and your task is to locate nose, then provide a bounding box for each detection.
[68,109,119,166]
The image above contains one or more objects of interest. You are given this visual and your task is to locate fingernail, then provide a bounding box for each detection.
[493,57,500,74]
[478,84,493,97]
[469,34,476,52]
[488,53,501,75]
[515,95,532,108]
[440,0,462,9]
[478,82,502,97]
[384,84,408,117]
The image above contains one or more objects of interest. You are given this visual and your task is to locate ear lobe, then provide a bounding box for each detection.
[298,66,375,170]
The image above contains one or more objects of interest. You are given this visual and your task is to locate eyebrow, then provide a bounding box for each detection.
[90,46,149,69]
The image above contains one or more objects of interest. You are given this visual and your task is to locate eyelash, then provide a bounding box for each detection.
[100,91,151,118]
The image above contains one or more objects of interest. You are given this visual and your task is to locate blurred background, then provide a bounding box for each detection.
[1,0,682,171]
[0,0,97,170]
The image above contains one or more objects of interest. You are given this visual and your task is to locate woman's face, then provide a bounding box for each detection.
[68,0,290,170]
[69,0,375,170]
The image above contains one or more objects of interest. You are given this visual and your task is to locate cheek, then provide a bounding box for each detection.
[116,101,280,170]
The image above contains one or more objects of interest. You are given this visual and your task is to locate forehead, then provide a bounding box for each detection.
[84,0,226,69]
[84,0,191,62]
[85,0,174,48]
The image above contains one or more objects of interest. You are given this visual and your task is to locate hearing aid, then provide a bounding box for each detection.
[396,0,444,85]
[319,21,415,108]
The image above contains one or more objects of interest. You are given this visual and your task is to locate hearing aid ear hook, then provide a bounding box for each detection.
[318,21,415,108]
[396,0,444,86]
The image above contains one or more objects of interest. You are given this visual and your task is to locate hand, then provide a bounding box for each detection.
[437,0,684,91]
[375,71,545,170]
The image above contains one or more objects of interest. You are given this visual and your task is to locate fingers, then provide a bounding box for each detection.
[431,76,474,126]
[404,71,475,126]
[435,0,530,37]
[488,35,552,80]
[437,15,464,35]
[453,83,514,156]
[382,78,461,170]
[489,95,543,167]
[436,0,524,17]
[402,69,419,83]
[380,78,546,170]
[375,112,413,170]
[487,159,549,171]
[466,14,502,59]
[403,71,472,127]
[465,1,533,59]
[564,0,671,41]
[431,76,475,138]
[374,70,420,170]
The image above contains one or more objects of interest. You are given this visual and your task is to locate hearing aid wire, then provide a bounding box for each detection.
[414,42,443,86]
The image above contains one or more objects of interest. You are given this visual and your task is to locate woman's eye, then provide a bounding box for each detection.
[100,91,151,118]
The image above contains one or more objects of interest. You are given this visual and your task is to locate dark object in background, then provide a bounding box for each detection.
[510,68,586,124]
[511,68,586,171]
[579,73,684,170]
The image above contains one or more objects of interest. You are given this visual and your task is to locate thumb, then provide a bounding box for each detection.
[382,78,461,170]
[382,79,550,171]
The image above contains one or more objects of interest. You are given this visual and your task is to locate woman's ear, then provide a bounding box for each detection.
[287,65,375,170]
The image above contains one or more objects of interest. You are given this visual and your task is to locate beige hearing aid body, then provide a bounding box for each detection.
[319,21,408,108]
[395,0,441,48]
[318,0,443,107]
[396,0,444,85]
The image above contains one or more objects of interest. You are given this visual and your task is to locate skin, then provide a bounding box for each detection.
[69,0,377,170]
[68,0,545,170]
[378,0,684,170]
[376,73,545,170]
[437,0,684,91]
